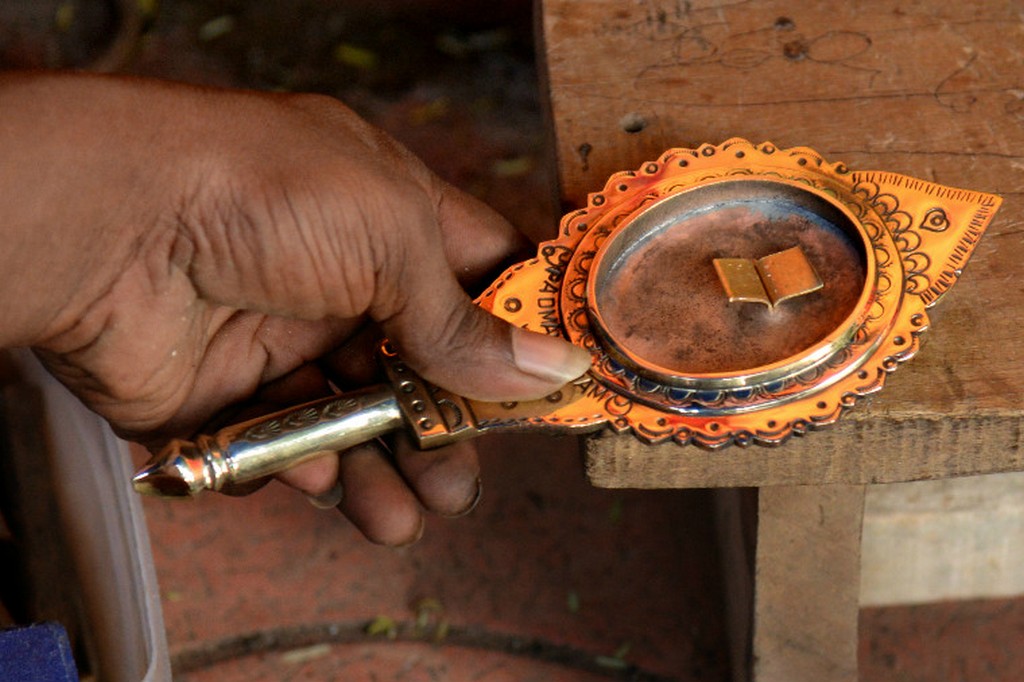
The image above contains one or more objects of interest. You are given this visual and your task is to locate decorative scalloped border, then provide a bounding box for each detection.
[478,139,994,448]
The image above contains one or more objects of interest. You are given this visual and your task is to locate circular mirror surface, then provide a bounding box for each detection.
[589,180,868,377]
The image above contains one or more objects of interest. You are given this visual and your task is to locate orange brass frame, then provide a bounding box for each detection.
[476,139,1001,448]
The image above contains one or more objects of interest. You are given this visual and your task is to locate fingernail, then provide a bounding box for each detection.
[511,329,591,384]
[305,481,344,509]
[442,477,483,518]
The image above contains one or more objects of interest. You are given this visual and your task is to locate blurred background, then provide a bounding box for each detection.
[0,0,560,243]
[0,2,1021,681]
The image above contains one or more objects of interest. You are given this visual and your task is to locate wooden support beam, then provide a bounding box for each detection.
[716,486,866,682]
[753,485,865,682]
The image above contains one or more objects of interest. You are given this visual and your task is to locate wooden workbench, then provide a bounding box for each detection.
[537,1,1023,679]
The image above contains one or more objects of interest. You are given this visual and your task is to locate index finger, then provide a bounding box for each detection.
[428,177,534,286]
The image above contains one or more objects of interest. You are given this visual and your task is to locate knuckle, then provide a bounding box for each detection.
[431,302,498,364]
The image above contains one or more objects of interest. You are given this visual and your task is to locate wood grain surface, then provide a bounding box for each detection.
[539,0,1024,486]
[753,485,865,682]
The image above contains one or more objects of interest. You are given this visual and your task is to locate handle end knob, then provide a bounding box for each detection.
[132,439,215,497]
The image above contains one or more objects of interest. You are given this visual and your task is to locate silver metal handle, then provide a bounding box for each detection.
[132,385,403,497]
[131,342,591,499]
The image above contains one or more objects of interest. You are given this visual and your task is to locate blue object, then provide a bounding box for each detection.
[0,623,79,681]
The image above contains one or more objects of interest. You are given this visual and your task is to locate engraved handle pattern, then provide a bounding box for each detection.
[133,386,406,496]
[239,397,364,443]
[212,387,404,486]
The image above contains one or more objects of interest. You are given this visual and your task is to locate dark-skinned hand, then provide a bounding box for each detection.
[0,72,590,546]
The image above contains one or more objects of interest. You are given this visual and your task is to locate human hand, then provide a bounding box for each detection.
[0,73,590,545]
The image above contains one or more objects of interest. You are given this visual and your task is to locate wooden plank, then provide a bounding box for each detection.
[753,485,865,682]
[540,0,1024,487]
[584,413,1024,488]
[543,1,1023,209]
[860,472,1024,606]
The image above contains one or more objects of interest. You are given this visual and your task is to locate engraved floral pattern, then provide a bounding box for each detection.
[476,139,998,448]
[243,398,363,442]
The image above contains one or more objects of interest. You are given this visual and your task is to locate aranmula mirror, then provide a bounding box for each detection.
[133,138,1002,497]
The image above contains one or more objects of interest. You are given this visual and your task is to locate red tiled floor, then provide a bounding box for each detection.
[180,644,634,682]
[140,436,729,680]
[860,598,1024,682]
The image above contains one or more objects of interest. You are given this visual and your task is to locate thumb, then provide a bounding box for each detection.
[378,252,591,403]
